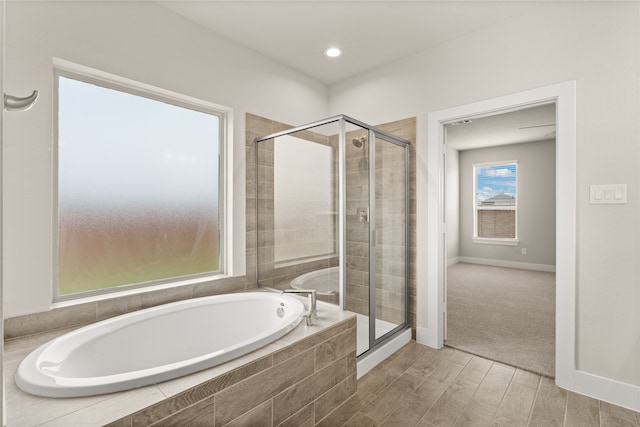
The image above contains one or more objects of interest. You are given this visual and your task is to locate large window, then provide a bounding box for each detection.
[56,72,225,299]
[473,161,518,243]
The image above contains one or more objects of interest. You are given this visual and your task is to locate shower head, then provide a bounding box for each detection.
[351,136,366,148]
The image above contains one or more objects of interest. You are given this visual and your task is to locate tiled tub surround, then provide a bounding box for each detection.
[4,275,249,340]
[247,114,417,334]
[5,301,356,426]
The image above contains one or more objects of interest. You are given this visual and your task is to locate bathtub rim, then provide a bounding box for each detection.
[15,292,305,398]
[290,266,340,296]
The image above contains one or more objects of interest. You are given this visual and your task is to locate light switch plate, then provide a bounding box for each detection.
[590,184,627,204]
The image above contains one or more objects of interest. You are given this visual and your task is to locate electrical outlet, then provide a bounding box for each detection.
[521,248,527,255]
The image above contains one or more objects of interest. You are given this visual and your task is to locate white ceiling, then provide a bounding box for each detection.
[158,1,544,85]
[445,103,556,151]
[158,1,554,145]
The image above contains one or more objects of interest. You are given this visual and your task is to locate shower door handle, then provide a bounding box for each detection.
[4,90,39,111]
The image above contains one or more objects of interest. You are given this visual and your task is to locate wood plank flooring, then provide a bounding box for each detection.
[319,341,640,427]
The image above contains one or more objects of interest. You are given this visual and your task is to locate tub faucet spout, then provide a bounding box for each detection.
[283,289,317,326]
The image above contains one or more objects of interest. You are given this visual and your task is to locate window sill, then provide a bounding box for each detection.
[52,273,231,308]
[472,238,520,247]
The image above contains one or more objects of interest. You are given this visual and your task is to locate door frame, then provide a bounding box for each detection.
[416,81,576,389]
[1,0,6,423]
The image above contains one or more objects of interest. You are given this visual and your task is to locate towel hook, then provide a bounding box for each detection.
[4,90,39,111]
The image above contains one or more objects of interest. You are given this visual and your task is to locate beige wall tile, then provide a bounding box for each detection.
[96,294,144,321]
[273,376,316,425]
[148,397,215,426]
[273,321,348,364]
[311,356,349,398]
[191,277,247,298]
[133,355,273,425]
[316,328,357,370]
[225,400,273,427]
[315,374,357,422]
[39,387,165,427]
[5,303,97,339]
[103,417,132,427]
[215,348,315,426]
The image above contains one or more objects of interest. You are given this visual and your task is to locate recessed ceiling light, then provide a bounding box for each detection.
[325,47,342,58]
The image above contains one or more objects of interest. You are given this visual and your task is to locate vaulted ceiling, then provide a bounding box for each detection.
[159,1,544,85]
[159,1,555,146]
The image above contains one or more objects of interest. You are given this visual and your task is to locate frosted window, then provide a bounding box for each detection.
[57,76,221,297]
[473,162,517,239]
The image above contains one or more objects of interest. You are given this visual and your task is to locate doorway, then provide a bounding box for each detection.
[443,105,557,376]
[420,81,577,389]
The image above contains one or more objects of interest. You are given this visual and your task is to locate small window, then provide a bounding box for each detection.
[473,161,518,244]
[56,71,226,299]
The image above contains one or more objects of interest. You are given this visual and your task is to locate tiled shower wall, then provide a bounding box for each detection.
[376,118,417,334]
[246,114,417,335]
[247,115,339,303]
[340,125,414,327]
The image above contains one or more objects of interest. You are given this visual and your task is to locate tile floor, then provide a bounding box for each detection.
[319,341,640,427]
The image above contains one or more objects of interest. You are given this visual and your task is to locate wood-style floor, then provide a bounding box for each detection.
[318,341,640,427]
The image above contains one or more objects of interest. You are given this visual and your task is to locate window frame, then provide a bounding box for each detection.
[52,60,232,302]
[472,160,519,246]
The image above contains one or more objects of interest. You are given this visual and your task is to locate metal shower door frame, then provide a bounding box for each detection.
[254,114,411,355]
[365,127,411,355]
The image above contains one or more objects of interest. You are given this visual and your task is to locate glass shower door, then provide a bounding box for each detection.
[344,123,371,356]
[255,115,410,359]
[372,132,408,342]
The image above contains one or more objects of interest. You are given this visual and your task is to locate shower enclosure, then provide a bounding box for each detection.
[255,115,410,358]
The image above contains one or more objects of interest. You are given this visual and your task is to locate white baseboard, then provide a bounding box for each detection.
[447,257,460,267]
[416,326,441,349]
[457,256,556,273]
[571,370,640,412]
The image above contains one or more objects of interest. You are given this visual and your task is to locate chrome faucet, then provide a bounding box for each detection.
[283,289,317,326]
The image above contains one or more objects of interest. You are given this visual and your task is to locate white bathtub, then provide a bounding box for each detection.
[290,266,339,296]
[15,292,304,398]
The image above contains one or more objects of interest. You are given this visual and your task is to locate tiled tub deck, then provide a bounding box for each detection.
[4,304,356,426]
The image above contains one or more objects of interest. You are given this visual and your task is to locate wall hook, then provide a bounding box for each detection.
[4,90,39,111]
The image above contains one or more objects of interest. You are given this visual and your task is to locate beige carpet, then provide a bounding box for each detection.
[445,263,555,377]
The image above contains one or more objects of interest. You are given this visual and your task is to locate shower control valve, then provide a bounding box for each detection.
[357,207,369,223]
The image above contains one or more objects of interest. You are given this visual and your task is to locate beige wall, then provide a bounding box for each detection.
[458,140,556,267]
[329,2,640,385]
[446,147,460,261]
[4,1,328,317]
